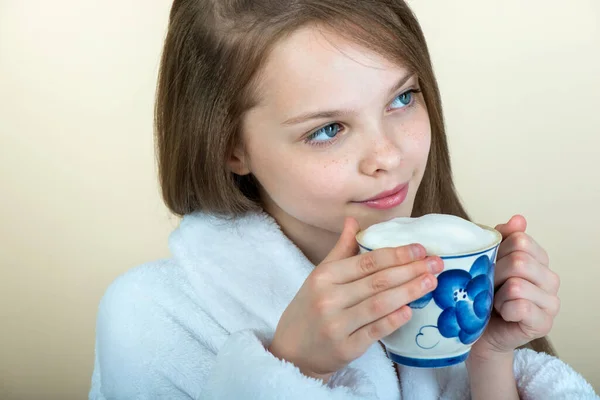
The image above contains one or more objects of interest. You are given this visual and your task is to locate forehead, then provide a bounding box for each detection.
[251,25,410,113]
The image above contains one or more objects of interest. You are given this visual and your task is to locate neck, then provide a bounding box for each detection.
[262,199,339,266]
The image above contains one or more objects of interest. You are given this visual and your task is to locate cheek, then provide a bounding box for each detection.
[308,159,351,195]
[401,110,432,165]
[284,156,351,199]
[247,140,351,202]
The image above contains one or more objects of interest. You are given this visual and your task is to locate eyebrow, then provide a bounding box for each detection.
[281,73,416,126]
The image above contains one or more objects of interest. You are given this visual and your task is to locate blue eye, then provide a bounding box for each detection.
[306,123,342,143]
[390,89,419,109]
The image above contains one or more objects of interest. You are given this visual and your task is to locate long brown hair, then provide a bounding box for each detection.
[154,0,555,357]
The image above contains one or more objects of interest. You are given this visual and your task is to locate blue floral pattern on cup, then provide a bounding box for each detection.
[408,254,495,345]
[407,291,433,309]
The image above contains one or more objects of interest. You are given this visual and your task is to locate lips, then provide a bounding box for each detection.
[358,183,410,210]
[362,183,409,202]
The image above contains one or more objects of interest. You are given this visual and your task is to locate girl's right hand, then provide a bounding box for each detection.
[268,217,443,382]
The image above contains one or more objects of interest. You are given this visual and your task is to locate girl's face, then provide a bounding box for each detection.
[233,26,431,263]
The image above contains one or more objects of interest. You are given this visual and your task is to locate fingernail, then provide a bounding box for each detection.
[401,306,412,320]
[422,275,433,290]
[428,258,443,273]
[411,244,424,259]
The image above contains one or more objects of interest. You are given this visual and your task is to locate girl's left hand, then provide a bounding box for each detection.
[471,215,561,357]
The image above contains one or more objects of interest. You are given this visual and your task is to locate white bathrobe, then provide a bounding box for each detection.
[89,211,598,399]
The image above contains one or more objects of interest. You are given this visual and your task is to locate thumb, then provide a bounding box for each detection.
[322,217,360,264]
[495,214,527,240]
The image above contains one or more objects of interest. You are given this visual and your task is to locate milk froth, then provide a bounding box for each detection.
[358,213,499,255]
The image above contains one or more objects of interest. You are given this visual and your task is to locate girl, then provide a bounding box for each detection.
[90,0,598,399]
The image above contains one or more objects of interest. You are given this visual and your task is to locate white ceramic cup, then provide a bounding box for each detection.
[355,223,502,368]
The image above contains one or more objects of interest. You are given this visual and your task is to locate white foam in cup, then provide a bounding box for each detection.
[357,213,498,255]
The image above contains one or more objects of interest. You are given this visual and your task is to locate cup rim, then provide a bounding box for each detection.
[355,222,503,258]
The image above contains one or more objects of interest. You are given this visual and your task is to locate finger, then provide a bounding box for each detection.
[497,299,554,338]
[340,256,443,308]
[345,305,413,357]
[496,232,549,266]
[329,243,427,284]
[494,277,561,316]
[345,273,437,334]
[494,251,560,294]
[494,214,527,240]
[322,217,361,264]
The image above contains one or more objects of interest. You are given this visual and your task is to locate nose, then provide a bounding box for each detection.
[358,127,403,176]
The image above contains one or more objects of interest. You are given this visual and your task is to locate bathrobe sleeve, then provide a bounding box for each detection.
[89,267,378,400]
[512,348,599,400]
[203,329,378,399]
[397,347,599,400]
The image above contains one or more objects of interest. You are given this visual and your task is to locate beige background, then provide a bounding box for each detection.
[1,0,598,399]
